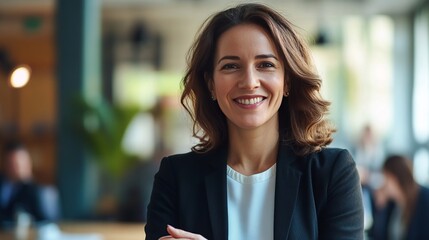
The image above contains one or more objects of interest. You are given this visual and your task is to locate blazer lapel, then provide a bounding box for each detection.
[205,148,228,240]
[274,145,302,240]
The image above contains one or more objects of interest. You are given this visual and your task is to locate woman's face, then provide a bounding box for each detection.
[212,23,285,131]
[375,172,403,208]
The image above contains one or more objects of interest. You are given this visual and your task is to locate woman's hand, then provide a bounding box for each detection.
[158,225,207,240]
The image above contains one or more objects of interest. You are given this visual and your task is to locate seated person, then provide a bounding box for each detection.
[0,141,52,228]
[371,155,429,240]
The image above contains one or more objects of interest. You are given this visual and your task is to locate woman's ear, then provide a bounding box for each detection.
[283,78,290,97]
[205,72,216,101]
[284,90,289,97]
[283,84,290,97]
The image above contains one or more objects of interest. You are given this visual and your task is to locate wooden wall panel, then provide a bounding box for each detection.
[0,26,57,184]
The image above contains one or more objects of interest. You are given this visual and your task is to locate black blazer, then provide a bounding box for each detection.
[145,145,364,240]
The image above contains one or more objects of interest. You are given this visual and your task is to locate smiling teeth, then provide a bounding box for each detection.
[237,97,263,105]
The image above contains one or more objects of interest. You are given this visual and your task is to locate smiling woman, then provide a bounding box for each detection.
[145,3,364,240]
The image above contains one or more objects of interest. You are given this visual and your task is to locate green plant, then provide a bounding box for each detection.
[74,96,140,178]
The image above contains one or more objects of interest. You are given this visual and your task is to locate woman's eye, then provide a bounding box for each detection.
[220,63,238,70]
[259,62,275,68]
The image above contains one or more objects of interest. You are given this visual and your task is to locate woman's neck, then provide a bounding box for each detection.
[227,123,279,176]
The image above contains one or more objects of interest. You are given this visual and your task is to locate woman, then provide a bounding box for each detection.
[145,3,363,240]
[372,155,429,240]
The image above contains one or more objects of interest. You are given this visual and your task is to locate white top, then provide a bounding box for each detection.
[227,164,276,240]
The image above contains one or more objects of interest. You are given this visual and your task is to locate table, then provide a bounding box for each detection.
[0,222,146,240]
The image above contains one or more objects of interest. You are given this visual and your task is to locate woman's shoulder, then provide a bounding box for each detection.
[160,151,202,168]
[295,147,358,185]
[298,148,361,207]
[158,149,224,172]
[306,147,355,168]
[162,150,218,163]
[316,147,353,157]
[155,149,225,186]
[163,151,200,161]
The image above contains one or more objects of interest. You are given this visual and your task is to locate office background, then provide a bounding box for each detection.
[0,0,428,223]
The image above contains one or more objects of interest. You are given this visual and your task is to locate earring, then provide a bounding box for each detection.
[284,91,290,97]
[211,95,216,101]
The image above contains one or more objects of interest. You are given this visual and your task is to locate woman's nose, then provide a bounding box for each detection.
[238,68,260,89]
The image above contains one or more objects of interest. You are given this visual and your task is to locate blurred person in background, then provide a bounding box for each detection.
[353,124,384,187]
[0,140,52,228]
[352,124,385,234]
[145,3,363,240]
[371,155,429,240]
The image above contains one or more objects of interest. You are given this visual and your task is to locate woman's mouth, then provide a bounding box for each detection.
[235,97,265,105]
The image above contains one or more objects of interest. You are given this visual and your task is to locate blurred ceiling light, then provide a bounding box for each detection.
[0,49,31,88]
[9,65,31,88]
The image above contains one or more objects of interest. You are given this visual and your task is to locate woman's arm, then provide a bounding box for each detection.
[319,150,364,239]
[145,157,179,240]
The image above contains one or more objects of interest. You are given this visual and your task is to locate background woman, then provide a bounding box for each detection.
[372,155,429,240]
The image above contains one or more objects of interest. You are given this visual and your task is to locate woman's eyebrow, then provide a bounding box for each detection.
[217,54,278,64]
[255,54,278,60]
[217,55,240,64]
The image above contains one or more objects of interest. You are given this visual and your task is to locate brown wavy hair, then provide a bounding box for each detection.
[382,155,419,227]
[181,3,334,155]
